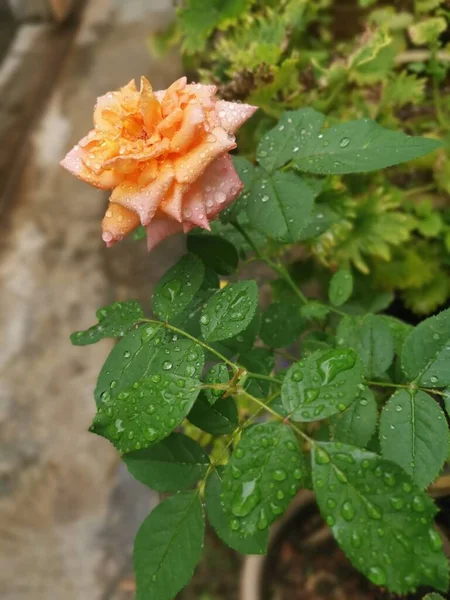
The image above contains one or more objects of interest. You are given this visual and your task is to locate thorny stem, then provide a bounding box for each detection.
[141,318,236,370]
[141,318,282,388]
[246,372,283,385]
[368,379,446,397]
[240,389,314,447]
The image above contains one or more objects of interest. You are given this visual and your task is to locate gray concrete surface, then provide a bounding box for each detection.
[0,1,184,598]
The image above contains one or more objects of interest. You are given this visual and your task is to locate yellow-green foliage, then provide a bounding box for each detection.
[152,0,450,314]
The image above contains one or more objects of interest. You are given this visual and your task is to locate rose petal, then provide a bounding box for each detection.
[110,162,174,225]
[181,185,210,231]
[102,203,140,247]
[215,100,258,134]
[146,217,183,251]
[169,103,205,154]
[184,83,217,110]
[140,76,162,135]
[60,139,120,189]
[197,154,243,220]
[159,76,187,116]
[157,108,184,136]
[103,138,169,169]
[160,182,187,222]
[173,127,236,184]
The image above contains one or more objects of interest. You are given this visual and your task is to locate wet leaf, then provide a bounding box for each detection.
[312,442,448,594]
[379,389,448,489]
[337,314,394,377]
[90,372,201,454]
[258,108,441,174]
[203,363,230,405]
[123,432,209,492]
[401,307,450,387]
[70,300,144,345]
[94,325,170,407]
[246,169,316,242]
[153,253,204,321]
[134,491,204,600]
[257,108,325,172]
[282,348,365,421]
[222,423,305,536]
[330,388,378,448]
[205,467,268,554]
[201,280,258,342]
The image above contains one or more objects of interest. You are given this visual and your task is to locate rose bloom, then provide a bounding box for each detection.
[61,76,256,249]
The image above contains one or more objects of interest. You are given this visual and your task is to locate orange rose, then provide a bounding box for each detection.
[61,77,257,249]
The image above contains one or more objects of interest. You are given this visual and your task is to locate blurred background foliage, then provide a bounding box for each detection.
[150,0,450,317]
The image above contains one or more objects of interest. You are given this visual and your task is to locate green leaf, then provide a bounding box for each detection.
[379,389,448,489]
[151,339,205,378]
[134,491,204,600]
[329,268,353,307]
[222,423,305,536]
[217,307,261,356]
[260,299,305,347]
[381,316,413,356]
[95,333,204,410]
[312,441,449,594]
[423,594,446,600]
[409,17,446,45]
[91,372,201,454]
[330,389,378,448]
[152,253,204,321]
[94,324,170,407]
[188,395,238,435]
[203,363,229,405]
[201,281,258,342]
[401,307,450,387]
[296,119,441,175]
[123,432,209,492]
[246,169,316,242]
[337,315,394,378]
[257,108,325,173]
[70,301,144,345]
[282,348,365,422]
[205,467,268,554]
[187,234,239,275]
[258,109,441,175]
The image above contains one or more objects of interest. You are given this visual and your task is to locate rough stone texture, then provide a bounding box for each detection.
[0,2,183,598]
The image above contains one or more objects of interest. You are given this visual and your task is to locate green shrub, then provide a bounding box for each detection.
[152,0,450,315]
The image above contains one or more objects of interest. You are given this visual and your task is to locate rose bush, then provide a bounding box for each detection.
[65,76,449,600]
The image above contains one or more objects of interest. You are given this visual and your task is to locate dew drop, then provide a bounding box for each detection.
[341,500,355,521]
[339,137,350,148]
[315,448,330,464]
[411,495,426,513]
[368,566,386,586]
[272,469,287,482]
